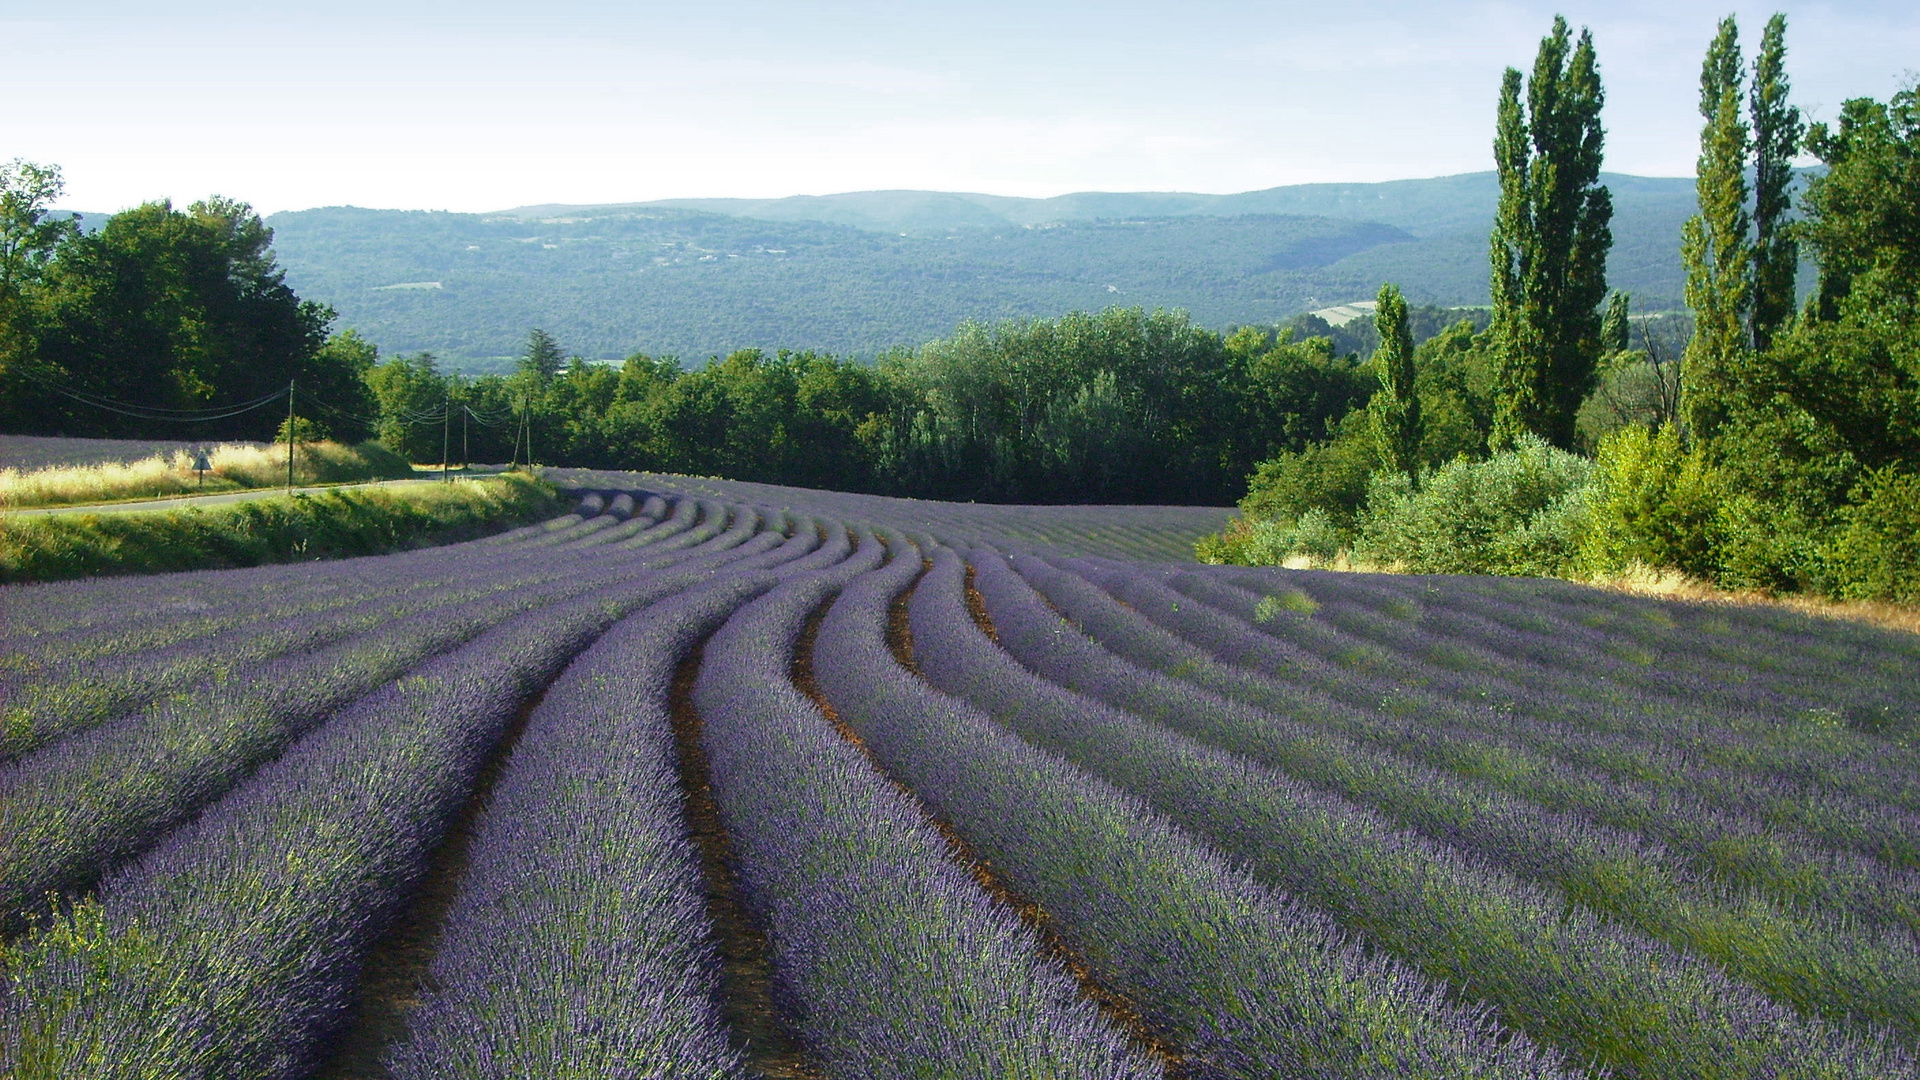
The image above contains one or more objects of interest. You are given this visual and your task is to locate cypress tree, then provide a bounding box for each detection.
[1680,16,1751,442]
[1369,283,1421,486]
[519,328,564,382]
[1749,13,1802,352]
[1488,16,1613,451]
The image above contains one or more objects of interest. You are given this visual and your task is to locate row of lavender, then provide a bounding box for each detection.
[927,549,1913,1078]
[1058,557,1920,891]
[0,493,768,932]
[2,494,835,1074]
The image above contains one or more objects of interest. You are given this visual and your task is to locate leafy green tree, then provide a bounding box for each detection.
[892,307,1239,503]
[1731,86,1919,514]
[1748,14,1802,353]
[1488,15,1613,451]
[366,352,451,463]
[1410,318,1499,462]
[24,198,334,439]
[0,160,78,429]
[1219,325,1373,485]
[1800,85,1920,316]
[299,329,382,442]
[1369,283,1421,486]
[1680,16,1752,442]
[0,160,73,329]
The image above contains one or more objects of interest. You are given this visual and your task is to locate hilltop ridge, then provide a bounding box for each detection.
[242,171,1708,370]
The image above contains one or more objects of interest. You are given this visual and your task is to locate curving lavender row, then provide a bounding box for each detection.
[1012,555,1920,940]
[0,490,691,683]
[967,548,1920,1040]
[909,549,1911,1080]
[0,510,787,934]
[816,545,1578,1080]
[1183,566,1920,770]
[1185,569,1798,728]
[1,557,620,762]
[0,543,766,1077]
[691,531,1154,1079]
[577,497,729,551]
[1071,556,1920,871]
[383,530,829,1078]
[1252,561,1920,711]
[1166,564,1796,740]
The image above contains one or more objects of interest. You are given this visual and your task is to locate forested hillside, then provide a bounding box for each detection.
[263,172,1705,369]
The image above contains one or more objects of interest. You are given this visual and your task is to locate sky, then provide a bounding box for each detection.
[7,0,1916,215]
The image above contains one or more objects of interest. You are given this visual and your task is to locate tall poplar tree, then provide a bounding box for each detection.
[1369,282,1420,486]
[1680,16,1752,442]
[1488,16,1613,451]
[1749,13,1802,353]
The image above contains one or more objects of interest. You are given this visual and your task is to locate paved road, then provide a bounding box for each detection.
[2,475,490,516]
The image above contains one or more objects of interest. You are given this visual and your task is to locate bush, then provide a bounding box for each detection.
[1827,468,1920,601]
[1577,425,1719,577]
[1194,508,1346,566]
[1237,413,1379,526]
[1355,436,1592,575]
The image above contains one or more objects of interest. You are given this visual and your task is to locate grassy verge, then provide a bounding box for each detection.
[0,441,416,509]
[0,475,561,584]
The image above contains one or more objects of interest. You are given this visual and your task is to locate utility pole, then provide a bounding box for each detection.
[286,381,296,492]
[462,404,469,475]
[441,391,452,483]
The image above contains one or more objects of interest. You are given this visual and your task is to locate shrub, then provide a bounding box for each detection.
[1827,468,1920,601]
[1355,436,1591,575]
[1194,508,1346,566]
[1577,425,1720,578]
[1237,413,1379,527]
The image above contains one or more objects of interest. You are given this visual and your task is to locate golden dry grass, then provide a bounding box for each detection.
[1583,563,1920,637]
[0,441,412,509]
[1279,551,1920,638]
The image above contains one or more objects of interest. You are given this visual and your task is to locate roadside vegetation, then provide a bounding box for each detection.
[0,439,413,509]
[0,473,557,583]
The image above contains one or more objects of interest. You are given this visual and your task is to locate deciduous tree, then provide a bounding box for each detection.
[1681,17,1753,442]
[1488,16,1613,451]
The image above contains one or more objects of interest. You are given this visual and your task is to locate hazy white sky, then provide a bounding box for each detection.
[8,1,1916,214]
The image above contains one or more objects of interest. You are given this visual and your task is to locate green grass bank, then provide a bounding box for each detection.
[0,475,561,584]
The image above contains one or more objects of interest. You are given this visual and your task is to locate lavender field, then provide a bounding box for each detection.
[2,477,1918,1080]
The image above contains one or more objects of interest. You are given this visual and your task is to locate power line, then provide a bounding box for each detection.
[22,372,290,423]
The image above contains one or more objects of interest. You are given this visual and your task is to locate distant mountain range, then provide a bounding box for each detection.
[239,172,1705,369]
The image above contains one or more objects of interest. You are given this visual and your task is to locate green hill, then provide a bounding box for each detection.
[264,172,1705,370]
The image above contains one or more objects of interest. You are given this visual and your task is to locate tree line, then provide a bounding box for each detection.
[363,311,1379,507]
